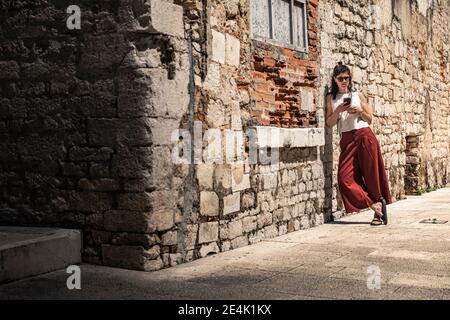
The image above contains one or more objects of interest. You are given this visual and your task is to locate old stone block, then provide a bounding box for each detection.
[242,216,257,233]
[88,118,151,147]
[104,210,154,233]
[211,30,226,64]
[223,192,240,215]
[78,178,120,192]
[69,147,113,161]
[278,224,288,236]
[161,230,178,246]
[90,230,112,246]
[300,88,315,112]
[184,224,198,250]
[214,165,232,191]
[143,257,164,271]
[85,213,104,229]
[257,212,273,228]
[20,61,49,80]
[231,236,248,249]
[144,68,189,119]
[111,148,152,178]
[221,240,231,252]
[311,164,323,179]
[261,173,278,190]
[249,232,262,244]
[116,192,152,211]
[168,253,182,267]
[200,191,219,216]
[18,135,66,161]
[150,146,172,189]
[112,233,160,249]
[203,62,221,90]
[149,118,180,146]
[202,128,223,164]
[198,242,219,257]
[102,245,163,271]
[352,66,363,83]
[231,102,243,131]
[198,222,219,244]
[231,164,250,192]
[225,33,240,66]
[78,34,129,76]
[73,192,112,213]
[90,163,110,178]
[148,0,184,37]
[242,192,255,209]
[149,209,175,232]
[148,190,178,211]
[122,46,161,70]
[227,220,243,239]
[0,61,19,80]
[263,225,278,239]
[205,99,226,128]
[197,164,214,190]
[224,0,239,17]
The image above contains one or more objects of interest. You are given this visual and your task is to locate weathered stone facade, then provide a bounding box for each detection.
[0,0,189,270]
[0,0,449,271]
[319,0,450,210]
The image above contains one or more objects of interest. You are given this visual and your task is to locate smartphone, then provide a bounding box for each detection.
[343,97,351,105]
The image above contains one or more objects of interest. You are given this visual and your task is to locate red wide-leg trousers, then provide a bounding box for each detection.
[338,127,392,213]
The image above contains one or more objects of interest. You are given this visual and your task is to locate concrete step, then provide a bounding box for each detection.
[0,227,82,284]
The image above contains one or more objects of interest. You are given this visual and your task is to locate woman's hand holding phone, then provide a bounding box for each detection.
[336,101,351,113]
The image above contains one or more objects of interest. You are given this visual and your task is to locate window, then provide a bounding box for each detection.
[250,0,308,52]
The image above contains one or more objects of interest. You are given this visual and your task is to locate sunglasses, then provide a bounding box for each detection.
[336,76,350,82]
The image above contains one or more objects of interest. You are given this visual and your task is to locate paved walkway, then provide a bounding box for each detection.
[1,189,449,300]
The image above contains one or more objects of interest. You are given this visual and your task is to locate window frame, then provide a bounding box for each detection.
[250,0,309,53]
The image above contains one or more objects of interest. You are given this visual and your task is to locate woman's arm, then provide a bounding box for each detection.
[325,94,348,128]
[358,93,373,124]
[325,95,338,128]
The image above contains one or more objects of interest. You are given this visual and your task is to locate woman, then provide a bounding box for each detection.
[325,63,392,225]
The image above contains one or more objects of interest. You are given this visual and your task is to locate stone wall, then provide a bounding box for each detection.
[0,0,190,270]
[186,0,330,262]
[319,0,450,212]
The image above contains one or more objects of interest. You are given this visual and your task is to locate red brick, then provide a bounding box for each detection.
[252,71,267,81]
[254,83,271,92]
[283,48,294,58]
[250,89,275,102]
[258,101,270,108]
[263,57,276,67]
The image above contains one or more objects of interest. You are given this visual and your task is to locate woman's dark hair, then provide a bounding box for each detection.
[329,62,355,99]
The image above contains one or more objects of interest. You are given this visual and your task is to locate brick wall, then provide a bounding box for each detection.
[241,0,320,128]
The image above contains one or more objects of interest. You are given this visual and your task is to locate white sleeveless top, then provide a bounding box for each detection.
[332,90,369,134]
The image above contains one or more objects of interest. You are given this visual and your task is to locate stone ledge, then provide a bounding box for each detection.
[252,126,325,148]
[0,227,82,283]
